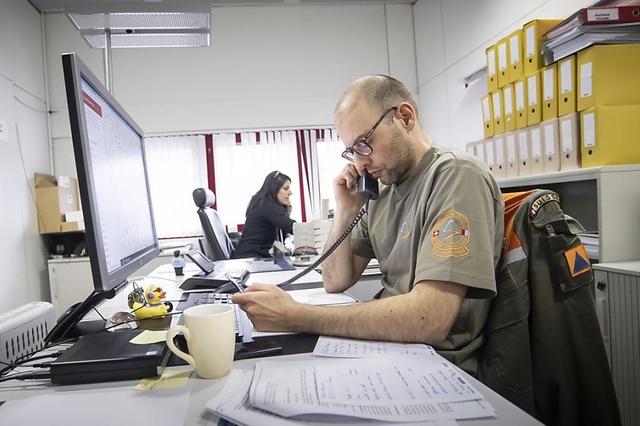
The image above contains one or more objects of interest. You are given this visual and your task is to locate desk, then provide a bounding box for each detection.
[0,265,540,425]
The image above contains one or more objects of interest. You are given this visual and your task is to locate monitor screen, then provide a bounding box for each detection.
[46,53,159,343]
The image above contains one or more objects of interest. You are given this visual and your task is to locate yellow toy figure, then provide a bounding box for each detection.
[131,284,173,320]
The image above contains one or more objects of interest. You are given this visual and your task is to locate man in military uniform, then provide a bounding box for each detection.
[233,75,504,375]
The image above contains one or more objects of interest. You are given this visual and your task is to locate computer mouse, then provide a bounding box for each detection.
[105,311,138,331]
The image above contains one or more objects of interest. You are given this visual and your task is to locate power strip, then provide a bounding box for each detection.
[0,302,56,366]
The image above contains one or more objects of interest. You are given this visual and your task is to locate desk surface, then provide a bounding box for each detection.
[0,265,540,425]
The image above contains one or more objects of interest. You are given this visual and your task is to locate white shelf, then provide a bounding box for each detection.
[496,164,640,263]
[497,165,640,188]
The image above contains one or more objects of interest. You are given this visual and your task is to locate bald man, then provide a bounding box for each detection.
[233,75,504,375]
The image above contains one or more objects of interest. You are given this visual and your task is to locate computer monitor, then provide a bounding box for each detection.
[45,53,159,343]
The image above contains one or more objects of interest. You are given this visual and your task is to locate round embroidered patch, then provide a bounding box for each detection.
[431,210,471,257]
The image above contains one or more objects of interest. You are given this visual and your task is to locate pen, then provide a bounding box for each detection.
[225,273,247,293]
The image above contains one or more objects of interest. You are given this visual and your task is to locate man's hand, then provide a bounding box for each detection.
[334,163,367,213]
[231,283,301,332]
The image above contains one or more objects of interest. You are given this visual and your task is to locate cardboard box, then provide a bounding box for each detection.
[35,173,83,234]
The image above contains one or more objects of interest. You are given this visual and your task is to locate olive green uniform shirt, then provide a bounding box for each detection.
[351,147,504,375]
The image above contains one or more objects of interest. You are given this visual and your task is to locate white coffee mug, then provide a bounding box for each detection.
[166,304,235,379]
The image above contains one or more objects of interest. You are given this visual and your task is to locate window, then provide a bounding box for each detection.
[212,131,300,228]
[144,135,207,238]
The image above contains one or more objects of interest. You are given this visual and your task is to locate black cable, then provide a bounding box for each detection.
[1,338,76,376]
[278,207,368,288]
[0,371,51,383]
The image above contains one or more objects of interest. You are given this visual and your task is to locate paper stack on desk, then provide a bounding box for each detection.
[207,337,495,425]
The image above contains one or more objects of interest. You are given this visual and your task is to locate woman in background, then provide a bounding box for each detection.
[232,171,295,259]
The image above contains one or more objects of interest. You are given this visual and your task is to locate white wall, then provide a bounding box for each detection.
[0,0,51,313]
[45,4,417,177]
[413,0,595,150]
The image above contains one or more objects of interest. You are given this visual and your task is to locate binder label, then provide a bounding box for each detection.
[515,81,525,110]
[531,127,542,158]
[587,8,619,21]
[495,136,505,164]
[504,86,513,115]
[498,42,508,71]
[507,134,516,162]
[543,68,554,101]
[582,112,596,147]
[518,132,529,160]
[528,75,538,106]
[560,59,572,94]
[543,124,556,155]
[492,92,502,118]
[487,49,496,75]
[509,34,520,64]
[580,62,593,97]
[485,141,494,166]
[560,117,574,152]
[525,26,535,58]
[482,96,491,123]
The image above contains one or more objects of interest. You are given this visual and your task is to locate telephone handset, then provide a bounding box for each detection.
[357,173,379,200]
[277,173,379,288]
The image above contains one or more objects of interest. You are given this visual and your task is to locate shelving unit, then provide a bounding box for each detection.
[497,165,640,263]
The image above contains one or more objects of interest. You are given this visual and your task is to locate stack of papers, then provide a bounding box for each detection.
[207,337,495,425]
[578,231,600,260]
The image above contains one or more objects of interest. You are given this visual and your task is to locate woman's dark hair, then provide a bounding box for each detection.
[245,170,291,216]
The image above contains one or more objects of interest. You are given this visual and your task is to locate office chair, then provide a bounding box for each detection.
[192,188,235,260]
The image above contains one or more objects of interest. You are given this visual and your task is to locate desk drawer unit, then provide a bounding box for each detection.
[593,261,640,426]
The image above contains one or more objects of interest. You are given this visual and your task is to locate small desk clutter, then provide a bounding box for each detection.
[471,3,640,179]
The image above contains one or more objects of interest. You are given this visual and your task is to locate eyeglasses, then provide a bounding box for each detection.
[341,106,397,162]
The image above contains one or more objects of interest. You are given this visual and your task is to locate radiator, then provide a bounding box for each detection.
[594,262,640,426]
[0,302,56,365]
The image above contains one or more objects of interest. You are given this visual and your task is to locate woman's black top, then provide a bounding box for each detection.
[232,198,295,259]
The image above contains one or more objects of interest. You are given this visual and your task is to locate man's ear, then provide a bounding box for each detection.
[397,103,416,130]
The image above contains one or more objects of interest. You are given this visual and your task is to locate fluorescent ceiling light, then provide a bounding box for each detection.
[65,2,211,48]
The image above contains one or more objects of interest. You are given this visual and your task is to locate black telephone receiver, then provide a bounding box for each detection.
[277,173,378,288]
[357,173,379,200]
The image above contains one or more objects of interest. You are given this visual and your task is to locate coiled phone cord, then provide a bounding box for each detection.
[278,206,368,288]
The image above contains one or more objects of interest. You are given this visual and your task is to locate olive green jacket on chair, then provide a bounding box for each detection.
[479,190,620,426]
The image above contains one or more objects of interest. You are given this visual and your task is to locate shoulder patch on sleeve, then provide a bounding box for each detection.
[431,210,471,258]
[564,244,591,278]
[529,192,560,218]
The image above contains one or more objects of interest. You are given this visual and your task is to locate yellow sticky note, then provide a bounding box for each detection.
[135,368,192,390]
[129,330,168,345]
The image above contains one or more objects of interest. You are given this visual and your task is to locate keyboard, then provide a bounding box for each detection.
[178,292,244,340]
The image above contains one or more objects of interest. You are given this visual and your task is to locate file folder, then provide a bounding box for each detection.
[491,90,505,135]
[484,138,495,174]
[580,105,640,168]
[503,84,516,132]
[527,71,542,126]
[514,78,528,129]
[475,139,486,165]
[542,63,558,121]
[481,95,494,138]
[505,132,519,177]
[493,135,506,178]
[497,37,510,88]
[486,45,498,92]
[528,125,544,175]
[508,29,523,83]
[517,128,532,176]
[577,44,640,111]
[523,19,562,76]
[541,118,560,173]
[558,55,576,117]
[558,112,580,171]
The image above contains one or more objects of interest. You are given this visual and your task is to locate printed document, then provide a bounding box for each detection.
[207,369,457,426]
[313,336,438,358]
[248,358,495,422]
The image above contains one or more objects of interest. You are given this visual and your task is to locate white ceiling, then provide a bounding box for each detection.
[28,0,415,13]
